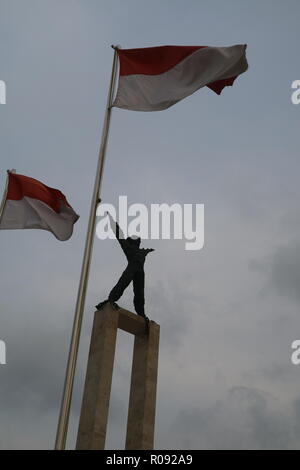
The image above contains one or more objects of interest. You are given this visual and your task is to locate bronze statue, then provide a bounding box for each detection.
[96,213,154,323]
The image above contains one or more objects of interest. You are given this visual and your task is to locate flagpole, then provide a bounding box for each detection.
[0,169,16,223]
[55,46,119,450]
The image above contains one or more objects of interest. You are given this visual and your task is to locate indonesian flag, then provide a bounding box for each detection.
[113,44,248,111]
[0,172,79,241]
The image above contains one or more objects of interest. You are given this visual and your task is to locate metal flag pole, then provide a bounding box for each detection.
[55,46,119,450]
[0,169,16,223]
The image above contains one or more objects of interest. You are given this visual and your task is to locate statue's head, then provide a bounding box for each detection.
[126,236,141,247]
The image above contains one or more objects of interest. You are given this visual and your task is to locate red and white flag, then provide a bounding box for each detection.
[113,44,248,111]
[0,172,79,241]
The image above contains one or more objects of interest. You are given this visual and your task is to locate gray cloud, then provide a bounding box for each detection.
[171,387,298,450]
[250,241,300,303]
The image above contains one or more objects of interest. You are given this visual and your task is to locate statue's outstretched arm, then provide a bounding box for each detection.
[144,248,155,255]
[107,212,126,250]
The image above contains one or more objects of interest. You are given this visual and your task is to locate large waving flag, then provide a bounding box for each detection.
[0,172,79,241]
[113,44,248,111]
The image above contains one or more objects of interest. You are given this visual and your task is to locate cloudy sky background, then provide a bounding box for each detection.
[1,0,300,449]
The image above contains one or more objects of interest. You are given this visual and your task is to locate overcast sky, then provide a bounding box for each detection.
[1,0,300,450]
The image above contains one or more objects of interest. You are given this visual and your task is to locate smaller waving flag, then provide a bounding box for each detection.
[113,44,248,111]
[0,172,79,241]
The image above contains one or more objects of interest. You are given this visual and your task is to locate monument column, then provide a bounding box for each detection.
[125,320,160,450]
[76,306,119,450]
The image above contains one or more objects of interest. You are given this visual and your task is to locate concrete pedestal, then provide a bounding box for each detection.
[76,303,160,450]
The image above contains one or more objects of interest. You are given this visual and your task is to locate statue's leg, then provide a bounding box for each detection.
[133,269,146,317]
[108,264,135,302]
